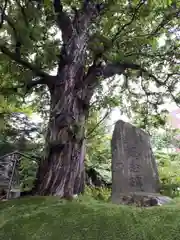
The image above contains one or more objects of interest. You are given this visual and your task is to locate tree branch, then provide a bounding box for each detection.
[86,109,111,139]
[83,0,105,14]
[0,5,53,89]
[73,0,105,33]
[25,78,45,90]
[53,0,74,42]
[14,0,29,27]
[88,0,146,64]
[151,7,180,36]
[0,45,50,79]
[101,62,164,86]
[83,61,165,93]
[112,0,146,43]
[2,12,23,56]
[124,47,180,60]
[0,0,8,28]
[26,75,56,91]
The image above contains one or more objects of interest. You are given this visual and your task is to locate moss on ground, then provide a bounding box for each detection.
[0,196,180,240]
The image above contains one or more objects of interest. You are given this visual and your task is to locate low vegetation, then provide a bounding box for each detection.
[0,196,180,240]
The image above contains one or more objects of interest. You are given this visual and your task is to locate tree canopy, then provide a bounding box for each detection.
[0,0,179,114]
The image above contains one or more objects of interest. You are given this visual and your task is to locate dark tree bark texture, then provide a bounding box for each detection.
[35,79,88,197]
[33,1,103,198]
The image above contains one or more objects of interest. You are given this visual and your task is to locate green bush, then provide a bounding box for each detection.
[160,183,180,198]
[19,156,38,192]
[156,151,180,198]
[84,186,111,201]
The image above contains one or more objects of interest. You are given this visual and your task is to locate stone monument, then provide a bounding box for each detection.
[111,120,171,206]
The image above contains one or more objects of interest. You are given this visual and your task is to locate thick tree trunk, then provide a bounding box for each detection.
[34,70,89,197]
[32,1,102,198]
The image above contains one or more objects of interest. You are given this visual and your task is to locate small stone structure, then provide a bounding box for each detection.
[0,152,20,199]
[111,120,172,206]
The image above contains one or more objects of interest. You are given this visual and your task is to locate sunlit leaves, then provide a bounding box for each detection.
[86,109,111,167]
[150,38,159,51]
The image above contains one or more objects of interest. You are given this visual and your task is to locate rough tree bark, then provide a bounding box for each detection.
[35,75,89,197]
[33,0,104,197]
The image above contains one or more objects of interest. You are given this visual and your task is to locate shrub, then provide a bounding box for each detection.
[84,186,111,201]
[156,151,180,198]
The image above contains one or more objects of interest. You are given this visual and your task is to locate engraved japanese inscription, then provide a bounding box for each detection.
[111,120,160,203]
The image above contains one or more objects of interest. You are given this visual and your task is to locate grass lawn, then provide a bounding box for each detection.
[0,196,180,240]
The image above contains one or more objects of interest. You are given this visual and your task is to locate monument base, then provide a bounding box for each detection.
[111,192,172,207]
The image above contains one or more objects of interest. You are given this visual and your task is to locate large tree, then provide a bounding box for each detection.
[0,0,179,198]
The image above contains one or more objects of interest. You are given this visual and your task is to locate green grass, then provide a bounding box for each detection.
[0,196,180,240]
